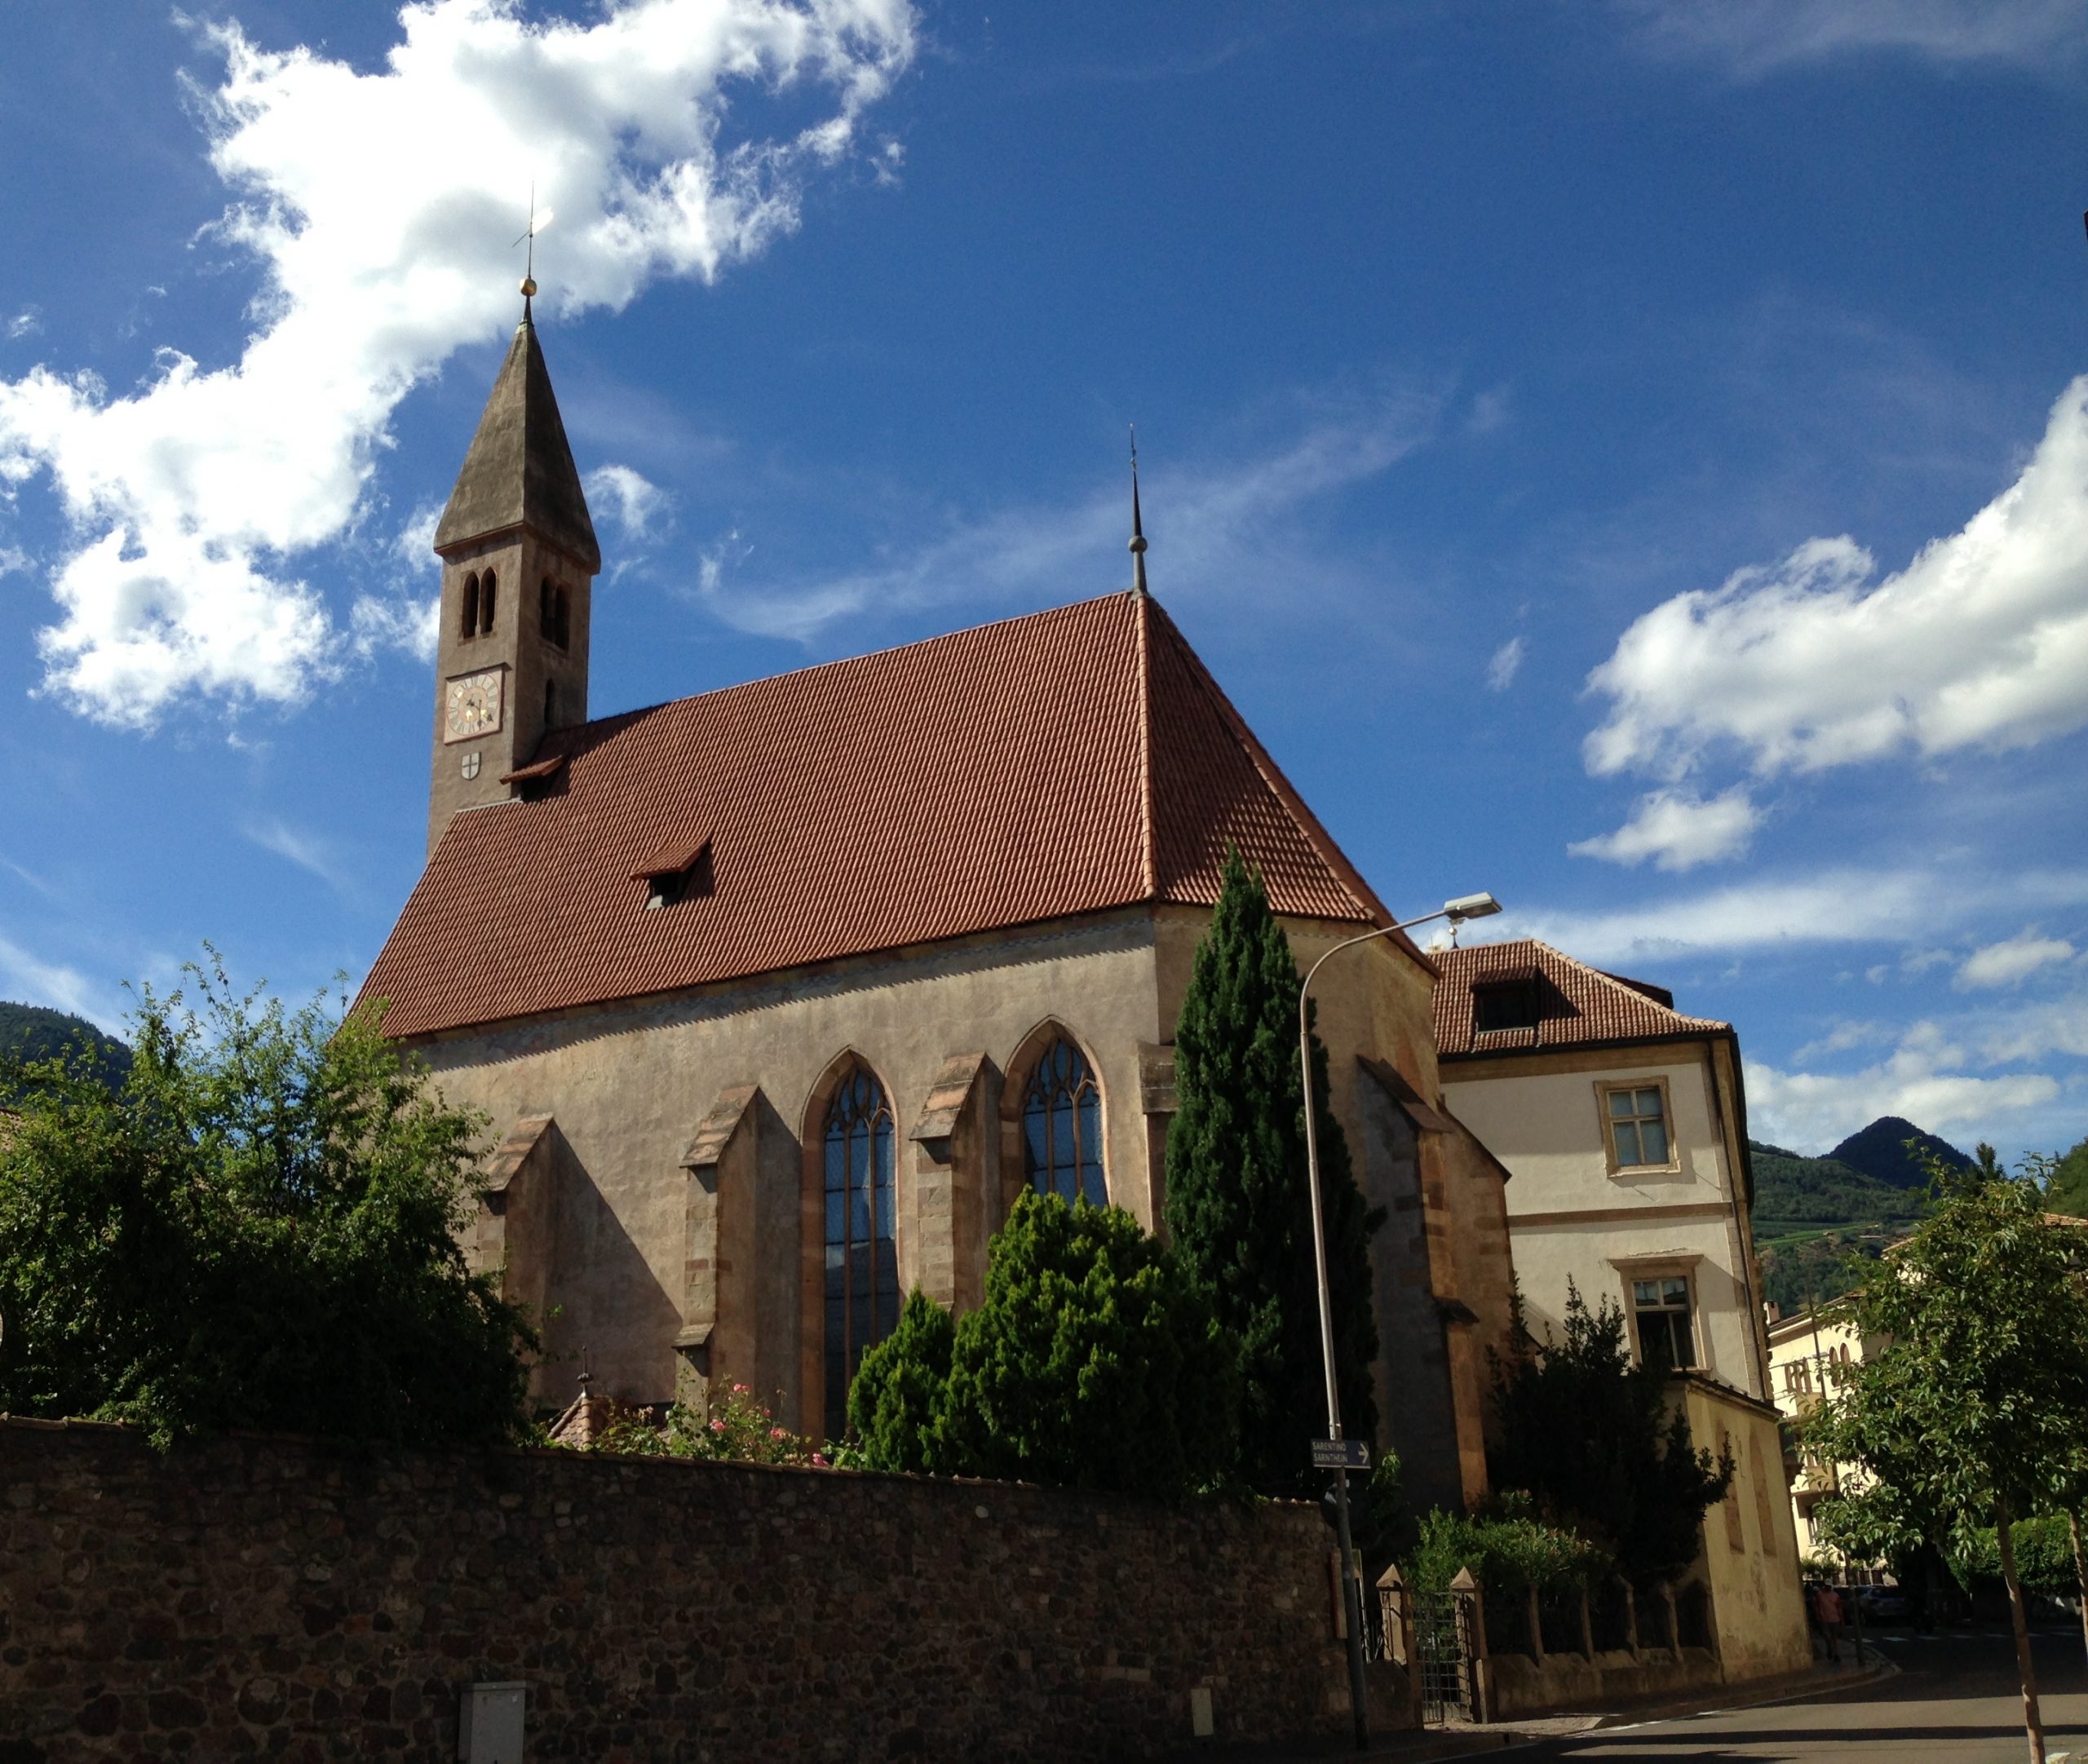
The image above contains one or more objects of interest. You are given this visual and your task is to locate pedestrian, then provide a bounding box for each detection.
[1815,1582,1846,1663]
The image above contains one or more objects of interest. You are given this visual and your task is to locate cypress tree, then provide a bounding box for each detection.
[1165,848,1382,1494]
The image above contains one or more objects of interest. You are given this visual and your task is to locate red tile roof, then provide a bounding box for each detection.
[1431,938,1728,1059]
[362,592,1402,1038]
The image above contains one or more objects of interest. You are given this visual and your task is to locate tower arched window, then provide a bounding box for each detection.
[480,569,498,633]
[539,577,571,648]
[460,572,480,639]
[1023,1037,1105,1206]
[823,1065,897,1441]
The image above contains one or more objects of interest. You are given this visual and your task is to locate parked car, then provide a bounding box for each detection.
[1854,1585,1910,1623]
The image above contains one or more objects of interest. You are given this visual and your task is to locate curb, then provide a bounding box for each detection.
[1479,1656,1902,1752]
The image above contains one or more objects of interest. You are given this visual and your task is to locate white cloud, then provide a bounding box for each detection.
[1484,635,1524,692]
[244,818,353,893]
[350,592,440,663]
[585,462,668,539]
[1506,865,2088,970]
[1956,927,2077,990]
[1793,1019,1891,1062]
[1568,785,1761,873]
[1584,377,2088,781]
[392,502,443,568]
[0,934,108,1028]
[1747,1020,2061,1152]
[0,0,915,727]
[701,385,1440,639]
[1621,0,2088,73]
[0,545,29,577]
[4,312,40,342]
[1503,869,1934,966]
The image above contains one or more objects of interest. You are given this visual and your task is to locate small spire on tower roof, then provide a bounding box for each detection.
[1128,426,1149,597]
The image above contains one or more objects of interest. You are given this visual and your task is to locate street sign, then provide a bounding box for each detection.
[1311,1438,1369,1471]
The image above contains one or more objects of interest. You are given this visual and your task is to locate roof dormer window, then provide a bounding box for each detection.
[633,835,713,909]
[1472,979,1540,1034]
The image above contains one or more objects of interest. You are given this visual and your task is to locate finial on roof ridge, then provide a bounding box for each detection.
[1128,426,1149,597]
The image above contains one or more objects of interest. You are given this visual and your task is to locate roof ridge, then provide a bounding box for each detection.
[532,592,1137,749]
[1133,592,1157,898]
[1143,598,1405,941]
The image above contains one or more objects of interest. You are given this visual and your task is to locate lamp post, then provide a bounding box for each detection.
[1300,891,1502,1750]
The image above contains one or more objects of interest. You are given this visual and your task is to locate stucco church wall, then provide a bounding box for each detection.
[408,912,1166,1424]
[0,1418,1357,1762]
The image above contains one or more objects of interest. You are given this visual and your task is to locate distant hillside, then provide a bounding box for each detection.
[2042,1134,2088,1217]
[0,1001,130,1090]
[1749,1141,1925,1230]
[1829,1116,1972,1190]
[1750,1122,1940,1316]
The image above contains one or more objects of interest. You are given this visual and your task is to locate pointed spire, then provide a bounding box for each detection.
[1128,426,1149,597]
[432,285,599,572]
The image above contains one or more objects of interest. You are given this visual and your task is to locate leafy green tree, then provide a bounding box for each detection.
[1807,1152,2088,1764]
[1164,849,1382,1493]
[0,958,535,1448]
[847,1191,1239,1498]
[847,1287,957,1471]
[1488,1284,1732,1582]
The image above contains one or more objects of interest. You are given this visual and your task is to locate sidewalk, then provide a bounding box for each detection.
[1202,1654,1896,1762]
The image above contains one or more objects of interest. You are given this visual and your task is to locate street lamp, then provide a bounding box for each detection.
[1300,891,1502,1750]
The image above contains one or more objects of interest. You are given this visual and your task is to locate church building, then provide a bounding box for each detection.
[361,297,1518,1513]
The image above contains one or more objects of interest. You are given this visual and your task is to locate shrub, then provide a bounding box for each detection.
[593,1382,826,1466]
[847,1191,1241,1499]
[848,1288,957,1471]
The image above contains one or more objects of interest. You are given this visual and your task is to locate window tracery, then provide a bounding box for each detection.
[1022,1037,1105,1206]
[823,1065,897,1440]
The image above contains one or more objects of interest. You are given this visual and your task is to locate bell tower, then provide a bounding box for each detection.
[427,282,600,857]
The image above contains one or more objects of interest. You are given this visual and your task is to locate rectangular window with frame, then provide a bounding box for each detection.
[1604,1082,1672,1169]
[1632,1273,1697,1370]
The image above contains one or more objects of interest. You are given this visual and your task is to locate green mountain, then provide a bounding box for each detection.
[1749,1124,1938,1316]
[0,1001,130,1091]
[2042,1134,2088,1217]
[1748,1140,1925,1231]
[1829,1115,1973,1190]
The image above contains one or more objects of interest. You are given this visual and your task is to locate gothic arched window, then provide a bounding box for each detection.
[480,569,498,633]
[555,586,572,648]
[824,1065,897,1440]
[460,572,480,639]
[1023,1037,1104,1206]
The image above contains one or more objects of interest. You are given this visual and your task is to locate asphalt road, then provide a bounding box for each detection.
[1517,1626,2088,1762]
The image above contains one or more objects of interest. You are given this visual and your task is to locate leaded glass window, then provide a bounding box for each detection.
[824,1067,897,1441]
[1022,1037,1104,1207]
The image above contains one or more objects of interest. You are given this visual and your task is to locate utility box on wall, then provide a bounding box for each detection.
[459,1682,526,1763]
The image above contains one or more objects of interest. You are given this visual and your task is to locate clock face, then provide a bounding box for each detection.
[445,668,504,742]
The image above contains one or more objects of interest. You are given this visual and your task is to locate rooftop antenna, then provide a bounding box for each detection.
[515,182,541,315]
[1128,426,1149,597]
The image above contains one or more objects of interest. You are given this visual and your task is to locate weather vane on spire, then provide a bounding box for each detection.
[1128,425,1149,597]
[515,182,545,308]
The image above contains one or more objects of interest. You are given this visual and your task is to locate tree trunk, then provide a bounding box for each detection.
[1997,1505,2047,1764]
[2069,1510,2088,1670]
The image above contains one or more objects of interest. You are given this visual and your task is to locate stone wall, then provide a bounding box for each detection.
[0,1419,1355,1762]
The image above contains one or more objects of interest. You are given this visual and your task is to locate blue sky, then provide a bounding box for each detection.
[0,0,2084,1161]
